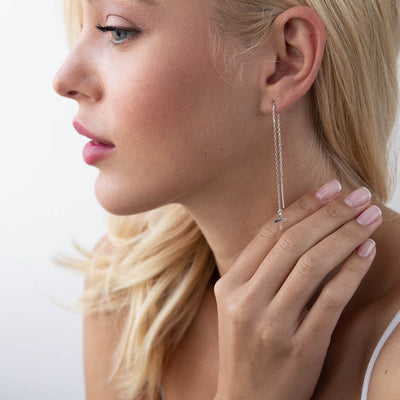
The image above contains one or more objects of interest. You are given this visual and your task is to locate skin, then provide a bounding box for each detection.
[53,0,400,399]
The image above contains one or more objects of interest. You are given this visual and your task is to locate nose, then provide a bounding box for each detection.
[52,41,102,102]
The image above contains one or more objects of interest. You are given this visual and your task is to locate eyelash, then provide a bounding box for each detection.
[96,25,141,44]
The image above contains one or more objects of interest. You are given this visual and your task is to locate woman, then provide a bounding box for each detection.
[52,0,400,399]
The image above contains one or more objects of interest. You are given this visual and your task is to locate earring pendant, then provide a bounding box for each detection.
[272,101,287,229]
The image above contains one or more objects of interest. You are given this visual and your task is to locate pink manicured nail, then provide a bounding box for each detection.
[357,239,376,258]
[315,179,342,202]
[356,206,382,226]
[344,187,372,208]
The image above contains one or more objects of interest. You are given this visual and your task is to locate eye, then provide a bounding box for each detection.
[96,25,140,44]
[112,28,129,42]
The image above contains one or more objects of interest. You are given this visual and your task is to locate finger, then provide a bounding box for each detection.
[247,187,373,298]
[224,179,343,286]
[294,239,376,341]
[272,205,382,330]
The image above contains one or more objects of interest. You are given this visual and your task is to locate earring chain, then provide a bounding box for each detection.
[273,101,286,221]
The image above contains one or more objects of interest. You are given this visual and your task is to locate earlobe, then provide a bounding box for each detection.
[259,6,326,114]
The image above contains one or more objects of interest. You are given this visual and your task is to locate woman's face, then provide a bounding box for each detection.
[53,0,261,215]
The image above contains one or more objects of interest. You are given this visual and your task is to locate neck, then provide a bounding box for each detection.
[178,107,340,277]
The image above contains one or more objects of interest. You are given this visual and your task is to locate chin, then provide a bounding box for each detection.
[93,174,181,216]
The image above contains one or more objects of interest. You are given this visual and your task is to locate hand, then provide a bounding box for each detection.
[213,180,382,400]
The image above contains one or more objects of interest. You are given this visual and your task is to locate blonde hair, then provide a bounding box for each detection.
[55,0,400,399]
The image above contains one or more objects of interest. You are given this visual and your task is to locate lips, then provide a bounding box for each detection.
[73,120,115,147]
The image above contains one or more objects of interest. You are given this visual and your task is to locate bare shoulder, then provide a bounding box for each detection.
[84,235,125,400]
[364,204,400,399]
[367,310,400,400]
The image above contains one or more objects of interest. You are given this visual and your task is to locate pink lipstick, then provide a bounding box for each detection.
[82,141,115,165]
[73,120,115,165]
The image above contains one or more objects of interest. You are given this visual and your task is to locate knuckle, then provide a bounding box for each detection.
[321,288,346,311]
[291,337,325,368]
[213,276,229,298]
[257,223,277,241]
[340,223,360,240]
[260,313,285,345]
[344,258,368,275]
[326,202,343,219]
[291,337,310,360]
[297,252,319,278]
[227,298,250,325]
[277,229,299,253]
[220,287,253,324]
[213,279,223,297]
[226,301,242,319]
[263,306,281,332]
[297,196,315,212]
[261,334,288,354]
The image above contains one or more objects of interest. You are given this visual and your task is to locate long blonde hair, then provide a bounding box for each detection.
[55,0,400,399]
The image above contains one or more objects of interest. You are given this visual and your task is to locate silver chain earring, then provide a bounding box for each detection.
[272,101,287,229]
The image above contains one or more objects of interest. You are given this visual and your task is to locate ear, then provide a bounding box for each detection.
[259,6,326,114]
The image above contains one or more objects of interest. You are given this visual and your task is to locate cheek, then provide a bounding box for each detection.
[96,31,251,214]
[115,65,199,147]
[95,65,208,215]
[108,43,233,176]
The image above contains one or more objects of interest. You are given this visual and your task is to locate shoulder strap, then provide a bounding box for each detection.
[361,309,400,399]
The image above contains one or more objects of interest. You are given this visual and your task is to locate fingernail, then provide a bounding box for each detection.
[356,206,382,226]
[315,179,342,202]
[344,187,372,208]
[357,239,376,258]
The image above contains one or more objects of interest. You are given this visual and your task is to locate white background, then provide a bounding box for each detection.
[1,2,104,399]
[1,1,400,399]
